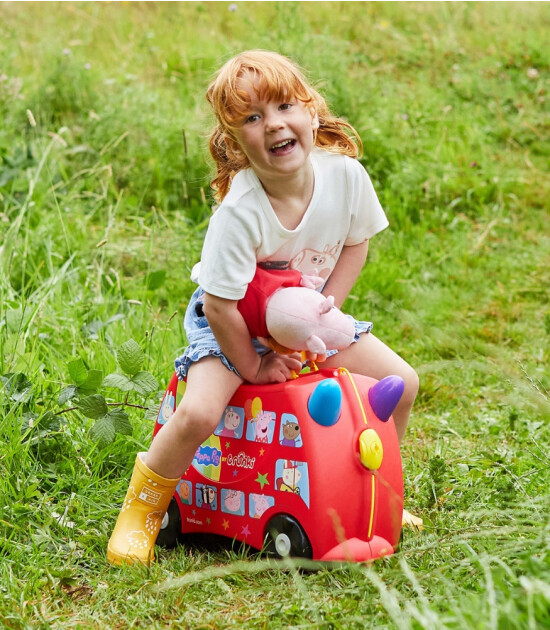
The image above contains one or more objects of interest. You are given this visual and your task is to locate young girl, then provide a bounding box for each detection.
[107,50,420,566]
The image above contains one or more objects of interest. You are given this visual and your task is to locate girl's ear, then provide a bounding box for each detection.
[224,134,245,160]
[311,110,320,131]
[223,133,237,152]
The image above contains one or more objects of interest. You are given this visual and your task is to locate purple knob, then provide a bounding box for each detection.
[368,375,405,422]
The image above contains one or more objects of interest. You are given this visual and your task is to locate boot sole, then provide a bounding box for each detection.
[106,543,153,567]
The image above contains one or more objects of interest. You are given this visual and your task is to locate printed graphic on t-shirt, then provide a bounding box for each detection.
[259,242,341,281]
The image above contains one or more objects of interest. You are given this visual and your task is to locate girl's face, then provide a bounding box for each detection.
[230,75,319,190]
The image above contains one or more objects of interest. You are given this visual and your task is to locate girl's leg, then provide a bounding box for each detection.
[107,357,243,565]
[146,356,243,479]
[322,333,419,443]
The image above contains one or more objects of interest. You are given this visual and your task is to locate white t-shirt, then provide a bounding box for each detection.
[197,149,388,300]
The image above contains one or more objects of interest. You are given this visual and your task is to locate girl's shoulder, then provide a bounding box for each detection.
[219,168,260,208]
[313,149,363,175]
[312,150,368,191]
[208,169,265,237]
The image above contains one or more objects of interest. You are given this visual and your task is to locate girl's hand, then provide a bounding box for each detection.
[252,351,303,384]
[304,350,327,363]
[202,293,303,384]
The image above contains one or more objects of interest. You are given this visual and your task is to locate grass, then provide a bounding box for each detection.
[1,1,549,628]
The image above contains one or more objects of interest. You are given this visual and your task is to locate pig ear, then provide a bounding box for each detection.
[319,295,335,314]
[305,335,327,354]
[300,272,324,290]
[290,251,305,269]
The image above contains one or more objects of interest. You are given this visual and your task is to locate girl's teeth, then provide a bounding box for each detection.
[272,140,292,149]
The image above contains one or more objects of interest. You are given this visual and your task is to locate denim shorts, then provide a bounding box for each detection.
[174,287,373,380]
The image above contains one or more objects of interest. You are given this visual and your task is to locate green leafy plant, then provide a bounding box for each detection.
[58,339,159,444]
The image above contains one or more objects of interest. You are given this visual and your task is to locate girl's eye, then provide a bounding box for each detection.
[279,103,293,111]
[245,114,260,124]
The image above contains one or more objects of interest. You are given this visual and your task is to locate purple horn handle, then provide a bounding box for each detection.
[368,375,405,422]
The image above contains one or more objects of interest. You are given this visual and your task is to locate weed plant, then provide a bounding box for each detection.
[0,2,549,628]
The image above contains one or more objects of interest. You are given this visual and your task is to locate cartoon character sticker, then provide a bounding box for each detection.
[275,460,310,507]
[177,480,192,505]
[157,391,175,425]
[279,413,302,447]
[245,397,275,444]
[221,489,245,516]
[196,484,217,510]
[249,493,275,519]
[215,406,245,439]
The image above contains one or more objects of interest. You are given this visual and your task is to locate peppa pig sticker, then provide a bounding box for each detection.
[196,483,217,510]
[177,480,192,505]
[157,392,175,426]
[279,413,302,448]
[215,406,245,439]
[221,489,246,516]
[245,397,276,444]
[249,493,275,519]
[275,459,310,507]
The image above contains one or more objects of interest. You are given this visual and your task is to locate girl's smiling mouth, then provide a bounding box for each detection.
[269,139,296,154]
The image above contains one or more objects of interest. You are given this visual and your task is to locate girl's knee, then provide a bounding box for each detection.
[171,401,221,443]
[401,364,419,405]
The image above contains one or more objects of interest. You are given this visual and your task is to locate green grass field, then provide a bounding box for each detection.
[1,2,549,628]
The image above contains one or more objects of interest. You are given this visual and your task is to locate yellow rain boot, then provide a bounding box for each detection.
[402,509,424,531]
[107,453,180,566]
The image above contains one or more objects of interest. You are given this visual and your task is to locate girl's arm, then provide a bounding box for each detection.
[202,292,303,384]
[321,240,369,308]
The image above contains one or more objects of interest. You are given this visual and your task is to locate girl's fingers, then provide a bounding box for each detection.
[284,355,303,371]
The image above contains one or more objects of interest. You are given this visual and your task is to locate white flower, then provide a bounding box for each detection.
[52,512,76,529]
[26,109,37,127]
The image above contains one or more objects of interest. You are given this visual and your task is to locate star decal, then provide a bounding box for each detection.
[233,469,238,477]
[255,472,269,489]
[241,524,251,537]
[259,448,265,456]
[222,519,230,531]
[206,517,211,525]
[192,509,196,516]
[226,442,231,449]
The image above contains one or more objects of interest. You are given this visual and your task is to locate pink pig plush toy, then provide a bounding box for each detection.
[238,267,355,357]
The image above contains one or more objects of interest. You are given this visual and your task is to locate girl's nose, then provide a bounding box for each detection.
[265,110,284,131]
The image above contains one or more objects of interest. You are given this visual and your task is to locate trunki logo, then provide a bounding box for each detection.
[226,451,256,469]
